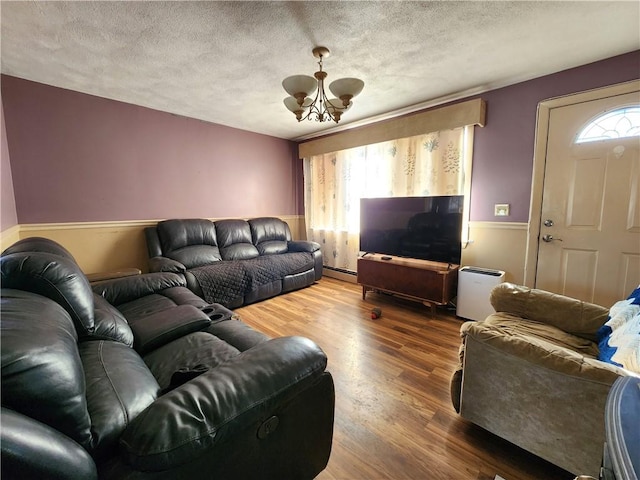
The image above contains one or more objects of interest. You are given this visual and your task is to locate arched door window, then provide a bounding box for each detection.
[575,106,640,143]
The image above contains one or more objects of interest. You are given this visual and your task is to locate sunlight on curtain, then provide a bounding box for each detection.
[303,127,469,272]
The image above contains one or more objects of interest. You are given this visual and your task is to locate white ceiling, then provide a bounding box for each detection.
[1,1,639,141]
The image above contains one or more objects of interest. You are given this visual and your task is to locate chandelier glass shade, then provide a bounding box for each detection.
[283,47,364,123]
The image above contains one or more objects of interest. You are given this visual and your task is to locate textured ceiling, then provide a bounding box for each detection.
[1,1,639,140]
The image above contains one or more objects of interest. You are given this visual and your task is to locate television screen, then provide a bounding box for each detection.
[359,195,463,264]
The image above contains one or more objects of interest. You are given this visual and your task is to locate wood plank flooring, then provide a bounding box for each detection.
[235,277,576,480]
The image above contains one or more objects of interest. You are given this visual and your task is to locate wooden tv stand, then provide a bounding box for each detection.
[357,254,459,313]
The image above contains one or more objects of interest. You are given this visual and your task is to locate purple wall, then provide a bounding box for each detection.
[2,50,638,226]
[469,50,640,222]
[1,96,18,231]
[1,75,301,223]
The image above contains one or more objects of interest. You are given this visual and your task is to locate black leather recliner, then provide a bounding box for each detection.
[0,237,335,479]
[144,217,323,308]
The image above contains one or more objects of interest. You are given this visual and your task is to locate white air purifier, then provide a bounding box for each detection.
[456,266,505,321]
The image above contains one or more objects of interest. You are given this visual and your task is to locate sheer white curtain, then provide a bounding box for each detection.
[303,127,470,272]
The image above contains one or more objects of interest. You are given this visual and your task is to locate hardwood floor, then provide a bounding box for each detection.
[235,277,575,480]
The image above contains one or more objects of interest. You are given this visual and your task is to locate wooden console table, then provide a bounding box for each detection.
[357,254,459,314]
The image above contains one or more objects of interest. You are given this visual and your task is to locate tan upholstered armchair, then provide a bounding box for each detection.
[450,283,637,478]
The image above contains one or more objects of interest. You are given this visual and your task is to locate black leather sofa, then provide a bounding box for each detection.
[145,217,322,308]
[1,237,335,479]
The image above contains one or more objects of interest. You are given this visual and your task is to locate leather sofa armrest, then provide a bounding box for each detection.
[288,241,323,281]
[119,336,328,471]
[91,272,186,306]
[287,240,320,253]
[1,407,98,480]
[148,256,186,273]
[130,305,212,354]
[489,282,609,341]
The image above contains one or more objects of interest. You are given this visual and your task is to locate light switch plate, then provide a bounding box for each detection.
[494,204,510,216]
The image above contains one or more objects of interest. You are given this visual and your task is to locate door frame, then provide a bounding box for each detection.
[523,79,640,288]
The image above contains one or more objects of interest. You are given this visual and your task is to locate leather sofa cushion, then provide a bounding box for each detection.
[113,286,207,324]
[142,332,241,389]
[249,217,290,255]
[1,289,93,450]
[156,219,222,268]
[80,340,159,461]
[1,252,95,337]
[204,319,270,352]
[157,219,218,252]
[255,241,288,255]
[216,242,257,261]
[215,219,259,260]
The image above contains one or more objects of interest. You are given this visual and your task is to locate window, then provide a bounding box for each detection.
[303,127,472,272]
[575,106,640,144]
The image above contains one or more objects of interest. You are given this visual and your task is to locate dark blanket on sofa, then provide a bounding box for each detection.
[189,252,314,306]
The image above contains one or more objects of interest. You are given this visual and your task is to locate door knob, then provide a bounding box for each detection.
[542,234,563,242]
[543,219,554,227]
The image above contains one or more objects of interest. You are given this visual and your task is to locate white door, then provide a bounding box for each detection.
[536,91,640,307]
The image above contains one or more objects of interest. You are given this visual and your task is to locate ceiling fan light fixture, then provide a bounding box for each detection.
[282,47,364,123]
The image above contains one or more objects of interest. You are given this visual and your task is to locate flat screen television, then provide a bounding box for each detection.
[359,195,464,264]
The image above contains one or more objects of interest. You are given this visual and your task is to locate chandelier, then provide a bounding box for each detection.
[282,47,364,123]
